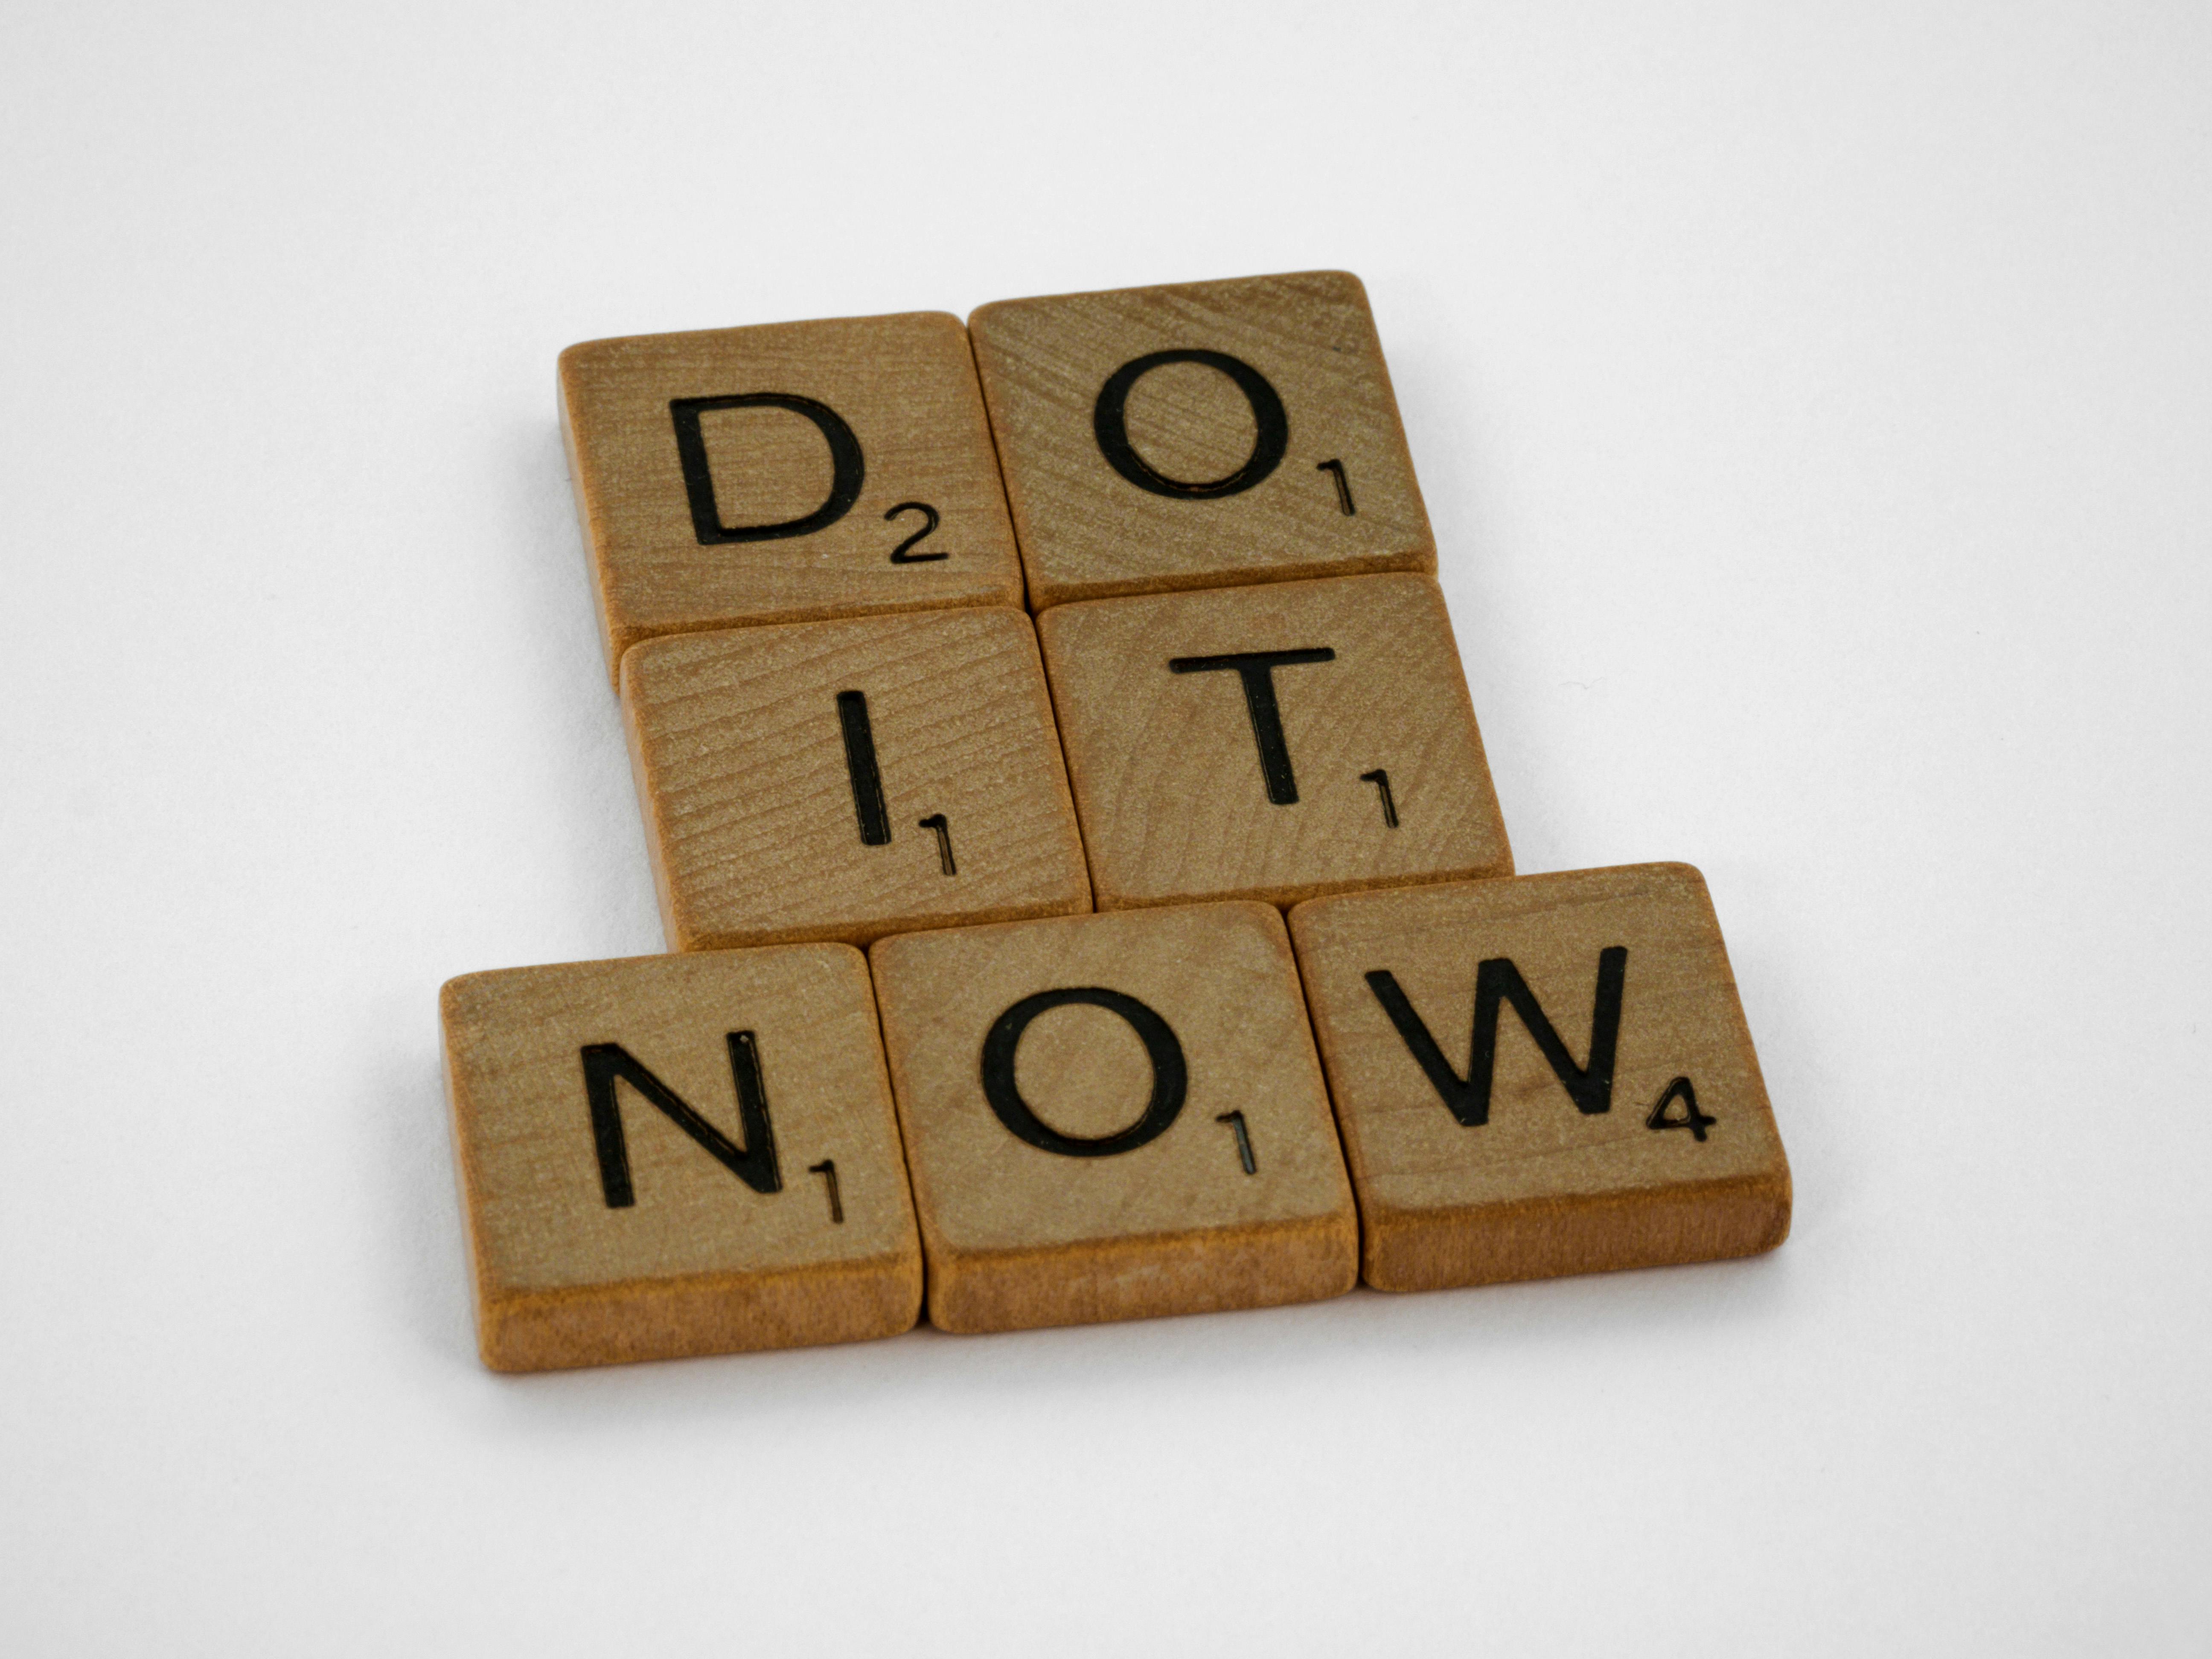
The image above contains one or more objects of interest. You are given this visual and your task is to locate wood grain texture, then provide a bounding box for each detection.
[621,607,1091,951]
[870,903,1358,1334]
[560,311,1022,680]
[1038,573,1512,910]
[969,271,1435,609]
[1288,864,1791,1292]
[440,945,922,1371]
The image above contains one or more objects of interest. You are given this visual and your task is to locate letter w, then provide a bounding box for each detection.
[1362,948,1628,1126]
[579,1031,783,1208]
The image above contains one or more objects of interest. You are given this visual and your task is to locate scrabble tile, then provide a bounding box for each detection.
[560,311,1024,679]
[1287,864,1792,1293]
[969,271,1435,608]
[622,606,1091,951]
[1037,572,1512,911]
[440,945,922,1371]
[870,903,1359,1333]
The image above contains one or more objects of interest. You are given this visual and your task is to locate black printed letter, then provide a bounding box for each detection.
[1363,948,1628,1126]
[670,393,864,544]
[1169,648,1336,804]
[580,1031,783,1207]
[1093,349,1289,499]
[980,987,1187,1157]
[836,690,893,846]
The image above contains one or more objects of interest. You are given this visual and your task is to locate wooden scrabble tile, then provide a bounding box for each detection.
[560,311,1024,679]
[440,945,922,1371]
[622,606,1091,951]
[1287,864,1792,1293]
[1037,573,1512,911]
[968,271,1435,609]
[870,903,1358,1334]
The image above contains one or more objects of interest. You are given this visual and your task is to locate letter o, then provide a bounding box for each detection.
[980,987,1188,1158]
[1091,349,1289,500]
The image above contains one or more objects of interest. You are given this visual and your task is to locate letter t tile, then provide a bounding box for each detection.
[1038,572,1512,909]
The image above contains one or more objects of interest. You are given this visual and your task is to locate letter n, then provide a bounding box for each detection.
[579,1031,783,1208]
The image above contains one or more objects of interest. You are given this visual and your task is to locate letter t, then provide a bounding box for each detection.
[1168,648,1337,805]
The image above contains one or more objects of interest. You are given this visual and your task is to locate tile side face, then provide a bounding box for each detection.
[969,271,1434,608]
[1289,864,1791,1291]
[870,904,1359,1333]
[621,608,1093,950]
[1040,574,1512,910]
[560,311,1023,677]
[441,946,922,1370]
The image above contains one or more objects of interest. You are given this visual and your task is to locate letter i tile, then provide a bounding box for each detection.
[1037,572,1511,910]
[1288,864,1792,1292]
[620,608,1092,950]
[870,904,1359,1334]
[440,946,922,1371]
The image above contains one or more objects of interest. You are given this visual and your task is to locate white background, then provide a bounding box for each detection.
[3,3,2206,1652]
